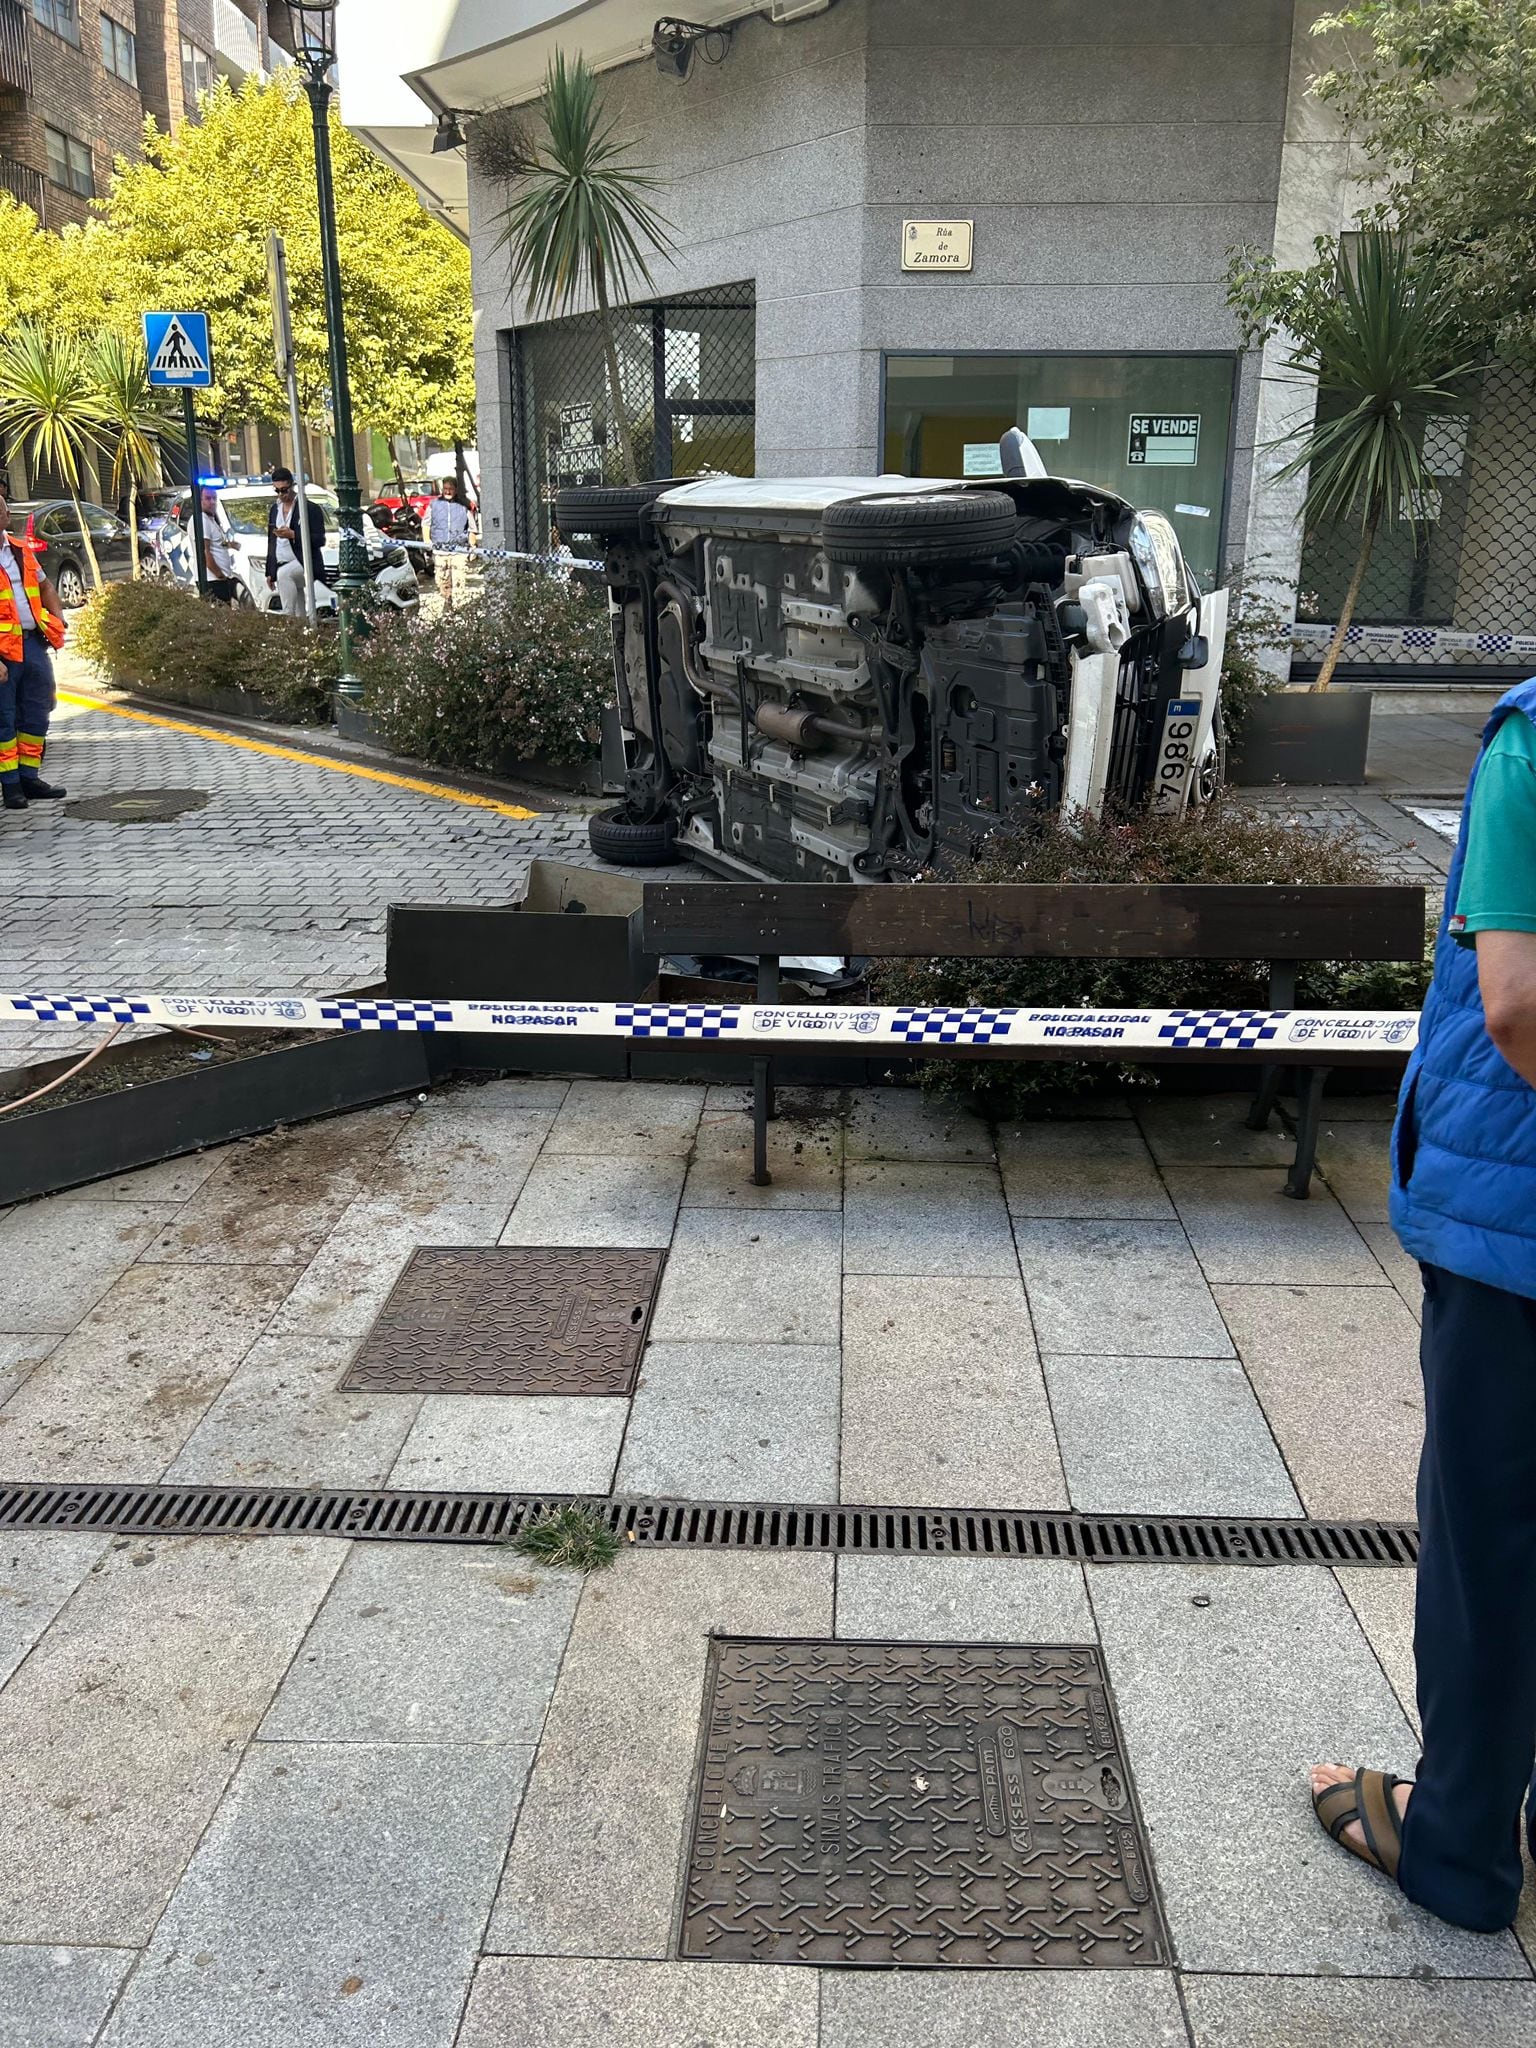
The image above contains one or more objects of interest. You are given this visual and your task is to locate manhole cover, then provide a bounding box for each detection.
[68,788,210,823]
[679,1637,1168,1970]
[341,1246,665,1395]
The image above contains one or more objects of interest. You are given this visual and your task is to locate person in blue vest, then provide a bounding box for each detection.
[1309,678,1536,1932]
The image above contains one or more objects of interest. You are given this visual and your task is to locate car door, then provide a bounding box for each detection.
[82,504,135,584]
[37,508,87,605]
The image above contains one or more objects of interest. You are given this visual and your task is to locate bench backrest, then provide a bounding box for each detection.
[642,883,1427,962]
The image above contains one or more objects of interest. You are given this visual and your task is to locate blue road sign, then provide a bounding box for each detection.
[144,311,213,388]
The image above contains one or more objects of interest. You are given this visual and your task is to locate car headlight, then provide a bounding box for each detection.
[1128,513,1187,619]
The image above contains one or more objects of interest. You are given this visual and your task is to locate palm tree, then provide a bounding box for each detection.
[0,324,112,589]
[497,52,675,484]
[91,332,183,581]
[1273,231,1478,692]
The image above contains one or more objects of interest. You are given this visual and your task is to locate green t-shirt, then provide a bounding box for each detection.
[1451,711,1536,946]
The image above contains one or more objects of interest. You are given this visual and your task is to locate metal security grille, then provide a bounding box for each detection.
[0,1481,1421,1566]
[510,280,755,551]
[1297,356,1536,672]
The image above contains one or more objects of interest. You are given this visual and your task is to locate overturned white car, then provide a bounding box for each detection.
[560,435,1228,879]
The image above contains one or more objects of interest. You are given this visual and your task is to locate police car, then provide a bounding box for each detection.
[154,479,385,610]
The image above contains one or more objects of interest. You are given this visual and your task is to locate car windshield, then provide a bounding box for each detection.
[219,492,341,537]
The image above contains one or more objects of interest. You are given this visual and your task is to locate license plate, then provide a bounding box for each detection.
[1150,697,1202,814]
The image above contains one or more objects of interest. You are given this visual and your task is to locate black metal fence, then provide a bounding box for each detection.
[1298,356,1536,668]
[509,280,755,552]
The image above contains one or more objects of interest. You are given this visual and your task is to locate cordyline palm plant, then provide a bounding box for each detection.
[1274,230,1478,692]
[0,324,111,589]
[91,332,183,580]
[496,52,675,484]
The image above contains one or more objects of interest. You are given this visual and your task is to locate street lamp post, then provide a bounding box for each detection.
[289,1,365,702]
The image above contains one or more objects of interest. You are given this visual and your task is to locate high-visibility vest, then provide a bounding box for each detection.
[0,539,66,662]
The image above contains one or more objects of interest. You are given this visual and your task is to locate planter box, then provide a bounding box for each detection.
[0,1035,430,1206]
[337,695,603,793]
[122,679,295,724]
[1231,690,1373,787]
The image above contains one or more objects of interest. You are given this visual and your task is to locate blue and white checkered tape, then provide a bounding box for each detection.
[615,1004,741,1039]
[317,999,456,1033]
[1155,1009,1285,1051]
[890,1008,1015,1045]
[6,996,154,1024]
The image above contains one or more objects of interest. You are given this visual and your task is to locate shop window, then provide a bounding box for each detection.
[883,352,1236,590]
[100,13,137,84]
[32,0,79,46]
[44,124,93,197]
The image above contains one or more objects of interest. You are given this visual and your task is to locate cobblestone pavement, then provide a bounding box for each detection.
[2,1078,1533,2044]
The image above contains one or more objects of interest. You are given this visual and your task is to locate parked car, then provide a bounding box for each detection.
[10,500,136,606]
[560,433,1229,874]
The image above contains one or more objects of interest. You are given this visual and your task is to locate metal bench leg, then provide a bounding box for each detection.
[1284,1066,1330,1200]
[752,1056,773,1187]
[1246,1064,1285,1132]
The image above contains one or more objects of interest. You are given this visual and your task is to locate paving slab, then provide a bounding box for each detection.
[100,1740,530,2048]
[138,1106,413,1265]
[542,1079,704,1157]
[1135,1092,1294,1168]
[1091,1564,1526,1976]
[842,1087,994,1161]
[1165,1168,1385,1286]
[0,1945,135,2048]
[1316,1119,1394,1223]
[1337,1564,1420,1735]
[1045,1354,1302,1517]
[366,1095,553,1213]
[1310,1091,1398,1121]
[835,1554,1094,1641]
[648,1209,842,1344]
[269,1194,510,1338]
[0,1198,177,1332]
[0,1534,342,1945]
[0,1264,297,1483]
[499,1153,686,1246]
[843,1161,1018,1276]
[1217,1284,1424,1519]
[820,1971,1189,2048]
[1360,1222,1424,1317]
[1182,1974,1536,2046]
[682,1108,843,1209]
[59,1146,232,1204]
[164,1334,420,1488]
[0,1331,56,1406]
[485,1549,832,1959]
[617,1341,840,1501]
[260,1543,581,1744]
[998,1116,1174,1220]
[1016,1219,1234,1358]
[455,1956,818,2048]
[0,1533,108,1690]
[840,1274,1066,1508]
[389,1393,626,1494]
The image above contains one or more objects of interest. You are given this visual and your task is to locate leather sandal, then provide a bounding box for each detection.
[1313,1767,1410,1882]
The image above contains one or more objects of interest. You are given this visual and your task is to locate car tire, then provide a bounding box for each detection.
[822,489,1019,568]
[54,562,86,607]
[587,804,678,867]
[555,482,677,545]
[234,582,257,610]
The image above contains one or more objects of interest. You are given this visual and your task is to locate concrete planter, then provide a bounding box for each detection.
[123,678,295,724]
[1230,690,1373,787]
[336,695,604,793]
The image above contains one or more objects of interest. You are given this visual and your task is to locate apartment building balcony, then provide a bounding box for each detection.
[0,0,33,97]
[0,152,45,221]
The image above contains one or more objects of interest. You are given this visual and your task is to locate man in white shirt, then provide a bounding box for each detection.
[201,491,241,605]
[264,468,327,616]
[0,492,66,810]
[424,476,474,608]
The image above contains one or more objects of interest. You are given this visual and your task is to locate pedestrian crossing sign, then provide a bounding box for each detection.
[143,311,213,388]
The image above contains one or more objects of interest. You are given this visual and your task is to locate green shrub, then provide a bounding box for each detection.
[874,800,1431,1115]
[1219,577,1291,747]
[73,579,338,722]
[358,567,611,772]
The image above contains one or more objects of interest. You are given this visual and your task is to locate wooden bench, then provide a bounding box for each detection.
[642,881,1427,1199]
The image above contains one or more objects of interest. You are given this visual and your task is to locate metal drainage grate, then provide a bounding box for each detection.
[67,788,210,824]
[0,1483,1420,1566]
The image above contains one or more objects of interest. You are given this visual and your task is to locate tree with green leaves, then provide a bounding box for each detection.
[91,333,182,579]
[0,325,111,589]
[1311,1,1536,374]
[496,52,675,484]
[1232,232,1478,692]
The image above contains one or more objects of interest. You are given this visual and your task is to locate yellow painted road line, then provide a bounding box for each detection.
[57,691,542,820]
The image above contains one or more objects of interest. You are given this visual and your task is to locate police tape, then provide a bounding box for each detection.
[0,996,1421,1054]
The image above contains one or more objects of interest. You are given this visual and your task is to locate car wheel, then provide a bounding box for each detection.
[1194,702,1228,806]
[555,482,678,545]
[234,582,256,609]
[587,804,679,866]
[55,562,86,607]
[822,489,1020,569]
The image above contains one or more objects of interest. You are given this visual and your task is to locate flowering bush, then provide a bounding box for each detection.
[358,568,612,770]
[73,579,338,721]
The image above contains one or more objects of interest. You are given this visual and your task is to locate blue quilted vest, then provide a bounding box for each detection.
[1390,677,1536,1300]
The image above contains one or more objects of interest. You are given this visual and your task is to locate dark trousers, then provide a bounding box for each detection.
[204,577,240,606]
[0,629,54,786]
[1397,1262,1536,1930]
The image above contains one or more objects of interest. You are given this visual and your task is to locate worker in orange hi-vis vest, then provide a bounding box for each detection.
[0,489,68,811]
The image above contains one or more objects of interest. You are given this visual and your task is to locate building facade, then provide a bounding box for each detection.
[344,0,1536,684]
